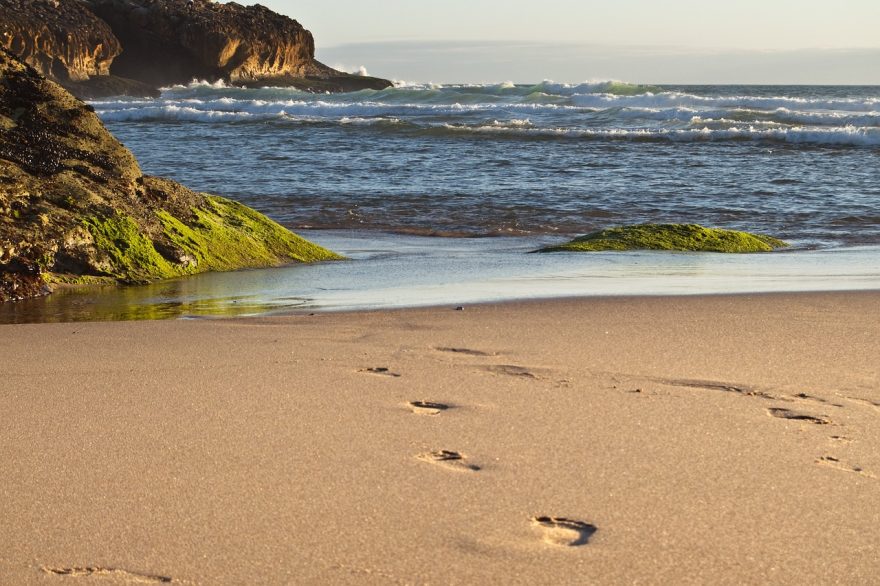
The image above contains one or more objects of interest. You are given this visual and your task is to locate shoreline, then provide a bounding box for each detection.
[2,291,878,583]
[2,231,879,323]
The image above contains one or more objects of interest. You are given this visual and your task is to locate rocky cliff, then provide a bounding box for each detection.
[85,0,391,91]
[0,0,157,97]
[0,0,391,98]
[0,49,340,302]
[0,0,118,81]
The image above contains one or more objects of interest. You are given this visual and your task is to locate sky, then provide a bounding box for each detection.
[228,1,880,84]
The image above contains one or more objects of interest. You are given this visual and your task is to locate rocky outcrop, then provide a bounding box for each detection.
[85,0,391,91]
[537,224,788,253]
[0,0,391,98]
[0,49,340,302]
[0,0,118,82]
[0,0,158,97]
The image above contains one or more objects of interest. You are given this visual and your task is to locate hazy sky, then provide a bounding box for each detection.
[230,1,880,83]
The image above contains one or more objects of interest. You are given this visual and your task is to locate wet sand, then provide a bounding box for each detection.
[1,291,879,584]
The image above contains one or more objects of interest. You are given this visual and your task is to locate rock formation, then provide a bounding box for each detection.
[0,0,157,97]
[537,224,788,253]
[85,0,391,91]
[0,0,392,98]
[0,49,340,302]
[0,0,118,81]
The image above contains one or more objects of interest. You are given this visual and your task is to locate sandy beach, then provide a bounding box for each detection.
[1,291,879,584]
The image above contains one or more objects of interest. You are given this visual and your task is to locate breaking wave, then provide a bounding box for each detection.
[435,124,880,146]
[93,81,880,147]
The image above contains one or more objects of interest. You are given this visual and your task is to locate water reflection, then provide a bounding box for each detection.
[0,271,317,323]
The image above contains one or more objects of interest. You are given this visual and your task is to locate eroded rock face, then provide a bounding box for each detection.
[0,0,159,97]
[1,0,391,98]
[85,0,392,91]
[0,0,120,82]
[87,0,314,85]
[0,49,339,302]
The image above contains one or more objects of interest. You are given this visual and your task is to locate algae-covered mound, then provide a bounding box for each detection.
[0,49,340,302]
[538,224,788,253]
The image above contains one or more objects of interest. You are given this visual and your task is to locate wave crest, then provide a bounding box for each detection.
[94,82,880,148]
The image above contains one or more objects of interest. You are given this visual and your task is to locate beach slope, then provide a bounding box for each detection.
[0,292,878,584]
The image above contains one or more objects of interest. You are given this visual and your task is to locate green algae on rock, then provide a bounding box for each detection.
[0,48,339,302]
[157,196,340,275]
[538,224,788,253]
[83,213,180,282]
[79,196,340,284]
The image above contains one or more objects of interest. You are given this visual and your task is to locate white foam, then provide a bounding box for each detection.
[338,116,402,126]
[491,119,533,128]
[598,106,876,126]
[161,78,233,91]
[97,105,255,122]
[94,82,879,147]
[136,83,880,119]
[569,91,880,113]
[440,123,880,146]
[761,108,880,127]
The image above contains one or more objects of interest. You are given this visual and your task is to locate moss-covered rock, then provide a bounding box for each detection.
[74,195,340,284]
[158,196,338,273]
[0,48,340,302]
[538,224,788,253]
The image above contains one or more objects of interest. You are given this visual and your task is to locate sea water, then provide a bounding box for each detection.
[95,81,880,244]
[3,81,879,321]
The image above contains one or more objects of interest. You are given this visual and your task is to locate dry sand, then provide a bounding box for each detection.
[1,292,879,584]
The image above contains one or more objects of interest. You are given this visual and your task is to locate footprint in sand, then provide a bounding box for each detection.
[666,379,847,408]
[845,396,880,411]
[409,401,450,415]
[417,450,480,472]
[791,393,843,407]
[43,567,172,583]
[359,367,401,378]
[665,378,779,400]
[816,456,875,478]
[531,516,597,547]
[435,346,497,357]
[485,364,541,380]
[767,407,830,425]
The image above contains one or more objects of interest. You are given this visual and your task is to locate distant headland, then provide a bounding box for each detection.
[0,0,393,99]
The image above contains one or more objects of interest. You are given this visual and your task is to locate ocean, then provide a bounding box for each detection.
[3,81,880,321]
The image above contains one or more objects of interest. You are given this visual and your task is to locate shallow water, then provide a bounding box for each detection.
[3,233,879,323]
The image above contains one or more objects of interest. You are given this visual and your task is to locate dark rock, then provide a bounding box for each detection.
[0,0,392,98]
[237,73,394,94]
[537,224,788,253]
[65,74,162,99]
[84,0,393,92]
[0,0,121,82]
